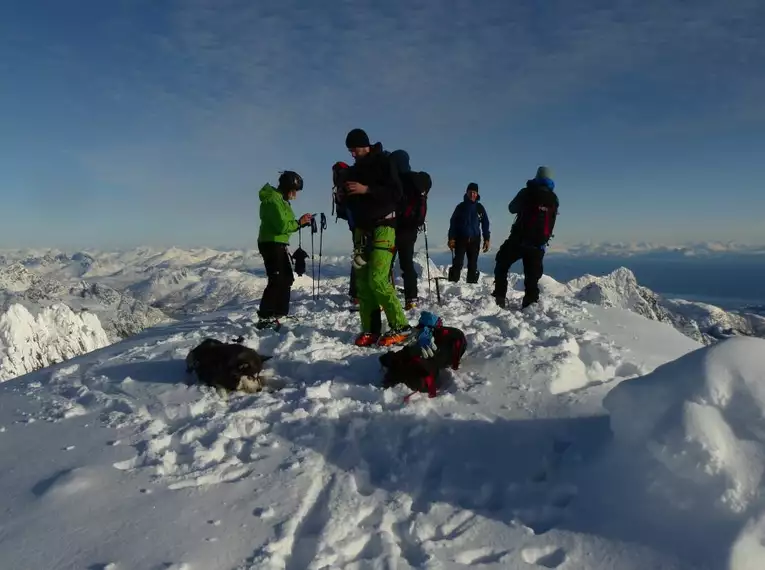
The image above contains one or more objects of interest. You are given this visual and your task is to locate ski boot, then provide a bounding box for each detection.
[255,317,282,331]
[354,332,381,347]
[377,325,413,347]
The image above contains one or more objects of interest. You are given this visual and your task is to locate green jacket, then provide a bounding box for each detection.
[258,184,300,244]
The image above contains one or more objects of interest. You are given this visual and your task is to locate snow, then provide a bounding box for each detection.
[2,250,765,568]
[0,303,110,381]
[6,265,764,570]
[604,336,765,514]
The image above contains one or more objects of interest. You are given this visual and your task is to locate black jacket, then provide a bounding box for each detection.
[341,143,403,230]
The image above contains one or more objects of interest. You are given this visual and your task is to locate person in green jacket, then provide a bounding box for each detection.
[256,170,313,330]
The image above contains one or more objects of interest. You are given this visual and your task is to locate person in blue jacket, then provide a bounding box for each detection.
[447,182,490,283]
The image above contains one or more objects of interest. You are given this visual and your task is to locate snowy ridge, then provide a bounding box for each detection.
[0,303,110,381]
[2,272,765,569]
[566,267,764,344]
[3,247,762,343]
[1,249,762,385]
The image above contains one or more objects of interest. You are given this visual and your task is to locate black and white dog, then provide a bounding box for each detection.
[186,337,272,394]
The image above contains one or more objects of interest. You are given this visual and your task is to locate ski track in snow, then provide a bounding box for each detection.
[15,273,658,570]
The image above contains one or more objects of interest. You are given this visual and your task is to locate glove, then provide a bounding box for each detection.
[483,239,490,253]
[351,246,367,270]
[352,254,367,270]
[413,326,437,358]
[298,213,313,227]
[448,239,456,250]
[418,311,441,328]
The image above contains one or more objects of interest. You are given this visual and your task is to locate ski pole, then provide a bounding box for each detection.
[311,215,318,299]
[318,213,327,299]
[423,223,432,302]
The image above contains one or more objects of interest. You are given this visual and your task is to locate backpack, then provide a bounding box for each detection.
[331,161,351,222]
[397,171,431,230]
[379,324,467,398]
[518,186,558,247]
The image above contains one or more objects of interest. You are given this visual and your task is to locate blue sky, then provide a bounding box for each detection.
[2,0,764,254]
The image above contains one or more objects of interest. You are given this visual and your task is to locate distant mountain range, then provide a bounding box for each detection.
[546,241,765,258]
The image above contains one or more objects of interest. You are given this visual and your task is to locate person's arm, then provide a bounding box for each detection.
[508,188,527,214]
[261,198,301,236]
[480,204,490,241]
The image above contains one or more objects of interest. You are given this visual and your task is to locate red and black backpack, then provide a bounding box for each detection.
[519,185,558,247]
[398,171,431,230]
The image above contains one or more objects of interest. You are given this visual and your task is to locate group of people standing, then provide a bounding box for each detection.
[255,128,560,348]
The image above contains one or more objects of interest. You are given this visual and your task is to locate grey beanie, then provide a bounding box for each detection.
[536,166,553,180]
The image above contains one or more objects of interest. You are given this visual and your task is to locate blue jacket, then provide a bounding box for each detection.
[448,195,490,241]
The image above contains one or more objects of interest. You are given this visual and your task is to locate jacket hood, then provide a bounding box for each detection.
[529,177,555,191]
[390,149,411,173]
[259,183,283,202]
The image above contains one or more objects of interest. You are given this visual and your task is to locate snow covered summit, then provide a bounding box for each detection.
[1,272,764,570]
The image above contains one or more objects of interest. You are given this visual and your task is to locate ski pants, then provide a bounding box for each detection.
[258,241,294,318]
[493,236,545,305]
[449,237,480,283]
[354,226,408,333]
[394,228,418,300]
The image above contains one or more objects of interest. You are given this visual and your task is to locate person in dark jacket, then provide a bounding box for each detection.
[389,149,424,310]
[256,171,313,330]
[447,182,490,283]
[493,166,559,309]
[336,128,411,347]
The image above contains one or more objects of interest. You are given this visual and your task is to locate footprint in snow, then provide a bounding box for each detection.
[521,545,567,568]
[454,547,511,565]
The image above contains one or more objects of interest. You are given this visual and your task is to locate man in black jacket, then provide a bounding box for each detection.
[493,166,559,309]
[337,128,411,347]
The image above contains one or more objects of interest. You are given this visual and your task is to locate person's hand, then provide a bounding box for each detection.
[298,213,313,227]
[483,239,490,253]
[448,239,456,250]
[346,181,369,195]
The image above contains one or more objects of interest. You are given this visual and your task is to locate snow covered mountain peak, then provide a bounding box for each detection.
[0,302,110,381]
[0,262,41,292]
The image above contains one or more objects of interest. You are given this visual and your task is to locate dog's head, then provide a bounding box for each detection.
[228,348,272,393]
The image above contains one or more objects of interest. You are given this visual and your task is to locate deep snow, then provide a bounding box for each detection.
[2,262,764,570]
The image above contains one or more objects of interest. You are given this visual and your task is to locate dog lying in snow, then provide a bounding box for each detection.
[379,312,467,398]
[185,337,272,393]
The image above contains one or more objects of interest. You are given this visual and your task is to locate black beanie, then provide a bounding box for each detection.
[467,182,479,192]
[345,128,370,148]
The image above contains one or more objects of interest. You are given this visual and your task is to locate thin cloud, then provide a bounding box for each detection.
[154,0,765,132]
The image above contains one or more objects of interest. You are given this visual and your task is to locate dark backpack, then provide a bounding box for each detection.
[518,186,558,247]
[379,325,467,398]
[331,161,351,222]
[397,171,431,230]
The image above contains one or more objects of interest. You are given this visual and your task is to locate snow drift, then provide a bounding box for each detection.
[604,336,765,513]
[604,336,765,570]
[0,303,110,381]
